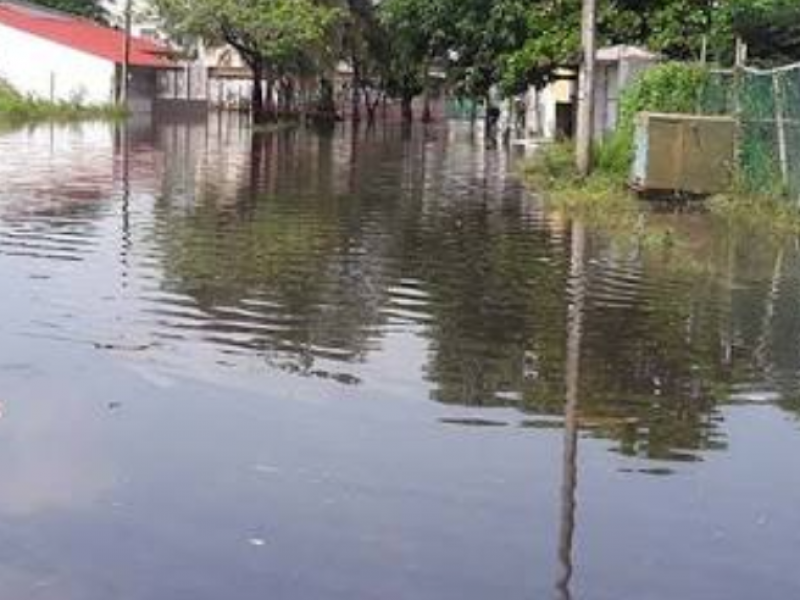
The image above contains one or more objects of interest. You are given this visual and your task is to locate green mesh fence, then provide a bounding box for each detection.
[699,65,800,200]
[445,97,484,120]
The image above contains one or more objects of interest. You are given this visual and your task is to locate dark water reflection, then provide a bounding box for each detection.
[0,116,799,599]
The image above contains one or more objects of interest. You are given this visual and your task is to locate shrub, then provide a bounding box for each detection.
[597,62,710,176]
[0,78,124,122]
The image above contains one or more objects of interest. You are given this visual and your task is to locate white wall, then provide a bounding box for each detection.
[0,23,116,105]
[594,63,617,137]
[526,81,573,140]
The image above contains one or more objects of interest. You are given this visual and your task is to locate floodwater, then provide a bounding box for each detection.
[0,115,799,600]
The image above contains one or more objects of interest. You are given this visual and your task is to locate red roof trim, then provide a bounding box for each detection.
[0,2,177,68]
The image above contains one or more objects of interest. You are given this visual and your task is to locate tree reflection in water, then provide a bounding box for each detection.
[105,118,800,467]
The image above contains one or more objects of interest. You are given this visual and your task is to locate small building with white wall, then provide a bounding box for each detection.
[594,45,660,137]
[0,0,177,113]
[517,45,659,142]
[524,70,578,140]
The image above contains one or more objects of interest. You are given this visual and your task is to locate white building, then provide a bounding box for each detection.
[594,45,660,136]
[0,0,178,112]
[102,0,162,40]
[518,46,659,142]
[524,71,578,140]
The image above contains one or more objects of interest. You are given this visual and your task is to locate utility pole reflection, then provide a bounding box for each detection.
[556,220,586,600]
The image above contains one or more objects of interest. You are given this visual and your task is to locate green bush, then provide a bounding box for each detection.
[0,78,125,123]
[523,141,578,188]
[596,62,710,176]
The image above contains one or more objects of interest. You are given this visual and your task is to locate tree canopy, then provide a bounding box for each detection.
[32,0,107,21]
[727,0,800,65]
[150,0,800,123]
[155,0,343,121]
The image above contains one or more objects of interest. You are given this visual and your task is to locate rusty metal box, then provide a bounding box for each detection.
[631,112,737,195]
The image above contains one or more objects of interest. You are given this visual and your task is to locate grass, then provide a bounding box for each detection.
[707,192,800,238]
[523,141,642,231]
[523,61,800,246]
[525,136,800,242]
[523,141,685,253]
[0,79,126,124]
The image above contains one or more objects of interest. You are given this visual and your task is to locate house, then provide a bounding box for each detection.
[102,0,164,41]
[523,70,578,140]
[594,45,660,136]
[517,45,659,142]
[0,0,177,113]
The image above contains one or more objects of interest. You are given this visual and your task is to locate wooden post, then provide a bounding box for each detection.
[575,0,598,177]
[735,37,748,67]
[700,35,708,65]
[772,72,789,191]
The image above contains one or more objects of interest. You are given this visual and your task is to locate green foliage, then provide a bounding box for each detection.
[342,0,389,100]
[708,192,800,238]
[523,141,581,190]
[377,0,445,103]
[445,0,536,99]
[618,63,709,131]
[501,0,713,95]
[522,142,684,257]
[31,0,107,21]
[155,0,342,69]
[155,0,343,121]
[597,63,710,175]
[602,0,713,60]
[499,0,580,94]
[727,0,800,65]
[0,80,124,123]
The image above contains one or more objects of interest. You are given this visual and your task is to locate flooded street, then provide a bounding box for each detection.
[0,116,799,599]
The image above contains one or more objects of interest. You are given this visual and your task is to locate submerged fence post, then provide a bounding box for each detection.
[772,72,789,191]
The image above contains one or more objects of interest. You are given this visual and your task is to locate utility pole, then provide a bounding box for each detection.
[120,0,133,108]
[575,0,597,177]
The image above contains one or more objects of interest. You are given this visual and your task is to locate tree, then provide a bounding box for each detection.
[341,0,390,123]
[448,0,536,102]
[378,0,449,121]
[726,0,800,65]
[500,0,715,95]
[32,0,107,21]
[601,0,713,60]
[154,0,342,123]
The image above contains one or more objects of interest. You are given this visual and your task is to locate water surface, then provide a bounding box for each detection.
[0,116,799,599]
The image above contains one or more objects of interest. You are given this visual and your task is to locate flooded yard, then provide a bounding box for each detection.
[0,116,799,599]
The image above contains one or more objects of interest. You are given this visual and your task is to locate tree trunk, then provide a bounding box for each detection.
[317,77,337,121]
[265,78,276,121]
[351,61,362,123]
[421,62,432,123]
[277,78,295,118]
[286,78,296,116]
[401,92,414,122]
[422,97,432,123]
[251,62,266,124]
[364,89,379,124]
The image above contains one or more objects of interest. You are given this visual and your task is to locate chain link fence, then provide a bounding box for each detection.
[699,63,800,201]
